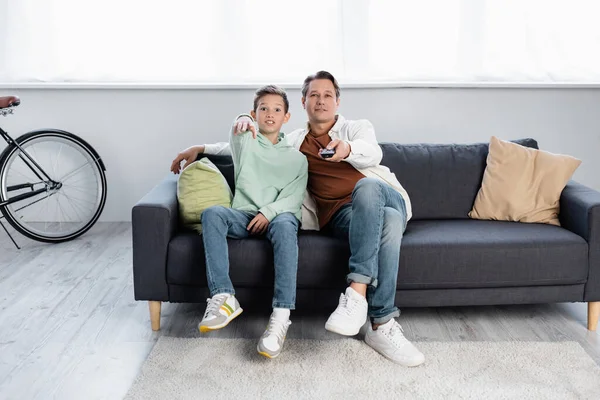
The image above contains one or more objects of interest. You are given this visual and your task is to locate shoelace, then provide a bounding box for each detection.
[338,293,359,315]
[204,294,229,318]
[383,321,410,348]
[265,317,290,343]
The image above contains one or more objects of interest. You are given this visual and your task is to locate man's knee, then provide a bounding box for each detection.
[352,177,382,198]
[382,207,405,240]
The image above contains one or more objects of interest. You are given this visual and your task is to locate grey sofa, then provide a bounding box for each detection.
[132,139,600,332]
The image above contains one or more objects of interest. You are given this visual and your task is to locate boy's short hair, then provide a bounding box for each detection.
[253,85,289,113]
[301,70,340,99]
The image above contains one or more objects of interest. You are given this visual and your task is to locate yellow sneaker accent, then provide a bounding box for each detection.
[258,351,273,359]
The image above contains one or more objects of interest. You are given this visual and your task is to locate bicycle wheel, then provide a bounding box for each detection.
[0,129,107,243]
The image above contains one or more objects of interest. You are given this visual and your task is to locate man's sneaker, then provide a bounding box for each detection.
[364,318,425,367]
[257,314,291,359]
[198,293,243,333]
[325,287,368,336]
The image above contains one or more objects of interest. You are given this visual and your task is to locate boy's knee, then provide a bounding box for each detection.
[201,205,228,224]
[268,213,299,233]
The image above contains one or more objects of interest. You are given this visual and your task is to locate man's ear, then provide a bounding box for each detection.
[301,97,306,109]
[284,112,291,123]
[250,110,256,119]
[336,97,340,107]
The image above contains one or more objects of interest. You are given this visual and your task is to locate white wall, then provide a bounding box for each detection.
[1,88,599,221]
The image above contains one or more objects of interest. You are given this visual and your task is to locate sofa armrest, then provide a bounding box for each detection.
[560,181,600,301]
[132,174,179,301]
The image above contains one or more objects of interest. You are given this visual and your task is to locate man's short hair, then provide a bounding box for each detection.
[301,71,340,99]
[253,85,289,113]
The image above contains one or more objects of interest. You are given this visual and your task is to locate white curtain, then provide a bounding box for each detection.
[1,0,599,83]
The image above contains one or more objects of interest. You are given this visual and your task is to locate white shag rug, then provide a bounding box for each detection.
[126,338,600,400]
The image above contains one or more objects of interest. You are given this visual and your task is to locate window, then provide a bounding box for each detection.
[1,0,599,84]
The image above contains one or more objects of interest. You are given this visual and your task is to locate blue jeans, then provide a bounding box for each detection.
[201,206,299,309]
[326,178,407,324]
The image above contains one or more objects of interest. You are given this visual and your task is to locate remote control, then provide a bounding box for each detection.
[320,148,335,158]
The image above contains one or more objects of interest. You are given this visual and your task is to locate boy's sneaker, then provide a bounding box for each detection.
[325,287,368,336]
[198,293,243,333]
[364,318,425,367]
[257,313,291,359]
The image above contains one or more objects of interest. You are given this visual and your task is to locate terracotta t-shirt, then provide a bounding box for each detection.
[300,133,365,228]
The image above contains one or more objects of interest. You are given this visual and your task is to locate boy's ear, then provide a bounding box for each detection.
[284,112,291,123]
[250,110,256,119]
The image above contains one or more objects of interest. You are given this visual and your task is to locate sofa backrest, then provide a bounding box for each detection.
[202,154,235,193]
[202,138,539,221]
[380,138,538,220]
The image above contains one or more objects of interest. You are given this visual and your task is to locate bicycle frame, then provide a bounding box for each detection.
[0,126,60,208]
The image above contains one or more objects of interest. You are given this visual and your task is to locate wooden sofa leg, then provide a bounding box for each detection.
[588,301,600,331]
[149,301,162,331]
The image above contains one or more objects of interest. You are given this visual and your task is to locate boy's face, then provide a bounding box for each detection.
[250,94,290,135]
[302,79,340,124]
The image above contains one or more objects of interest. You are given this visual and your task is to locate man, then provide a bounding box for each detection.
[171,71,424,367]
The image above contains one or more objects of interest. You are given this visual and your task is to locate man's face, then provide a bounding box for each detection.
[251,94,290,135]
[302,79,340,124]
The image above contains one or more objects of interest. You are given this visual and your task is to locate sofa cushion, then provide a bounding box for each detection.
[397,219,588,289]
[380,139,539,220]
[469,136,581,226]
[167,219,587,290]
[167,231,351,290]
[177,158,232,233]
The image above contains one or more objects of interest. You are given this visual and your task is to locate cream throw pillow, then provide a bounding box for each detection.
[177,158,232,233]
[469,136,581,226]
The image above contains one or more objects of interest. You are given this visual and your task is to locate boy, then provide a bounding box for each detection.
[195,85,307,358]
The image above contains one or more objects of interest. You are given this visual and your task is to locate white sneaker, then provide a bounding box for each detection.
[257,312,291,359]
[198,293,243,333]
[325,287,368,336]
[364,318,425,367]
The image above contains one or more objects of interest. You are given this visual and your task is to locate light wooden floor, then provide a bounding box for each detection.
[0,222,598,400]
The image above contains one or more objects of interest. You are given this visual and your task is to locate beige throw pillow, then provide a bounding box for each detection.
[469,136,581,226]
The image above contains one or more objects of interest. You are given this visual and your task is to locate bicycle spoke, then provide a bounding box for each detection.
[30,144,51,181]
[8,164,35,182]
[61,186,97,198]
[66,193,95,216]
[45,186,52,231]
[62,173,93,186]
[61,195,96,206]
[61,171,91,187]
[53,190,60,228]
[62,191,85,222]
[61,184,96,194]
[30,193,49,224]
[31,145,40,171]
[59,158,99,182]
[53,143,64,179]
[56,196,73,232]
[8,192,57,214]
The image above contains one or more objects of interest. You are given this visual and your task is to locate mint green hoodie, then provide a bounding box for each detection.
[230,127,308,222]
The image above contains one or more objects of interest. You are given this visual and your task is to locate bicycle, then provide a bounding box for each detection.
[0,96,107,249]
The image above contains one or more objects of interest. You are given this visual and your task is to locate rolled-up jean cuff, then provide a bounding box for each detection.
[347,273,378,287]
[210,288,235,297]
[371,309,401,324]
[272,302,295,310]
